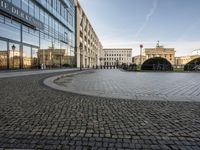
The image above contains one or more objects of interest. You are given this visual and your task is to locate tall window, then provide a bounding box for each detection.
[22,0,28,13]
[12,0,21,8]
[0,40,8,69]
[29,0,34,16]
[34,5,40,20]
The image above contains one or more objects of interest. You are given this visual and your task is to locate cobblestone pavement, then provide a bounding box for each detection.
[0,68,78,78]
[55,69,200,102]
[0,70,200,149]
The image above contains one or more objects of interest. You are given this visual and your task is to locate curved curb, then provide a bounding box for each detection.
[43,71,200,102]
[43,70,91,94]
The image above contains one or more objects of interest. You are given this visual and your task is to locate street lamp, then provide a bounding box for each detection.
[140,44,143,67]
[12,44,16,68]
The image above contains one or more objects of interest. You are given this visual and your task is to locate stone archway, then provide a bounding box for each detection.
[141,57,173,71]
[184,57,200,71]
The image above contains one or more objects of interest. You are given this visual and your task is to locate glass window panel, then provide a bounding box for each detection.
[34,5,40,20]
[39,35,52,68]
[29,0,34,16]
[22,0,28,13]
[0,14,4,23]
[12,0,21,8]
[40,9,45,23]
[23,27,39,47]
[9,43,20,69]
[0,40,8,69]
[23,46,31,68]
[0,17,21,42]
[32,47,39,68]
[41,0,46,7]
[44,12,48,25]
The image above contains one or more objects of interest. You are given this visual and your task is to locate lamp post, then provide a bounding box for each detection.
[12,44,16,69]
[140,44,143,69]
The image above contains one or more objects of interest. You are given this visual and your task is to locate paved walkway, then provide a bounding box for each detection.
[0,68,79,78]
[54,69,200,102]
[0,70,200,149]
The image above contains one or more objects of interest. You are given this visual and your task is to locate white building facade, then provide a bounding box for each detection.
[103,48,132,66]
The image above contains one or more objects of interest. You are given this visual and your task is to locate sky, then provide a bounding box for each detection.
[78,0,200,56]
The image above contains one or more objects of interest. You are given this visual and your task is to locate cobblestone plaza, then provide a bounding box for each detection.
[0,69,200,149]
[54,69,200,102]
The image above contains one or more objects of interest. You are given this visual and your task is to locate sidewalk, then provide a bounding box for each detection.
[0,68,79,78]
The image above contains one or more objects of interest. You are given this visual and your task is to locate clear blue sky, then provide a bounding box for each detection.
[79,0,200,56]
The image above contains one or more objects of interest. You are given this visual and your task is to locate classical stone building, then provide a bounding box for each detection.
[175,55,199,66]
[74,0,103,68]
[144,42,175,65]
[132,55,146,65]
[138,42,176,71]
[103,48,132,66]
[175,49,200,71]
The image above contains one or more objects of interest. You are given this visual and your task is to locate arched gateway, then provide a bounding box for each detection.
[141,57,173,71]
[184,57,200,71]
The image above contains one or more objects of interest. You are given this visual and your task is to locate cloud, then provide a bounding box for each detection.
[135,0,158,38]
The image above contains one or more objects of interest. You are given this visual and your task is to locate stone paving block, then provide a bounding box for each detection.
[0,70,200,149]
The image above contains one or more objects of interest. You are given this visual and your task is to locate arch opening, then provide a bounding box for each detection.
[141,57,173,71]
[184,57,200,71]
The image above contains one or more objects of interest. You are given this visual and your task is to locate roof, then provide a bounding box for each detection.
[103,48,132,50]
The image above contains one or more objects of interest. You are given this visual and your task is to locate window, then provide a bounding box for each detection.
[0,17,21,42]
[68,13,73,26]
[0,40,8,69]
[23,46,31,68]
[64,32,68,43]
[35,5,40,20]
[12,0,21,8]
[29,0,34,16]
[0,14,4,23]
[22,0,28,13]
[44,12,49,25]
[40,9,45,23]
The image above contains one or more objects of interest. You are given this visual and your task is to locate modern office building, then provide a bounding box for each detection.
[103,48,132,66]
[0,0,76,70]
[74,0,103,68]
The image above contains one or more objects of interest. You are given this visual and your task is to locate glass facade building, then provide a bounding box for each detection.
[0,0,75,70]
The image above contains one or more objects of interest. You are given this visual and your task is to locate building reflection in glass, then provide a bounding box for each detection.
[23,46,32,69]
[0,40,8,69]
[38,43,73,68]
[9,43,20,69]
[32,47,38,68]
[0,0,75,70]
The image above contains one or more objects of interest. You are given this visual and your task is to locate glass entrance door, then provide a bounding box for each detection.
[32,47,39,69]
[23,45,39,69]
[9,43,20,69]
[23,45,31,69]
[0,40,8,69]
